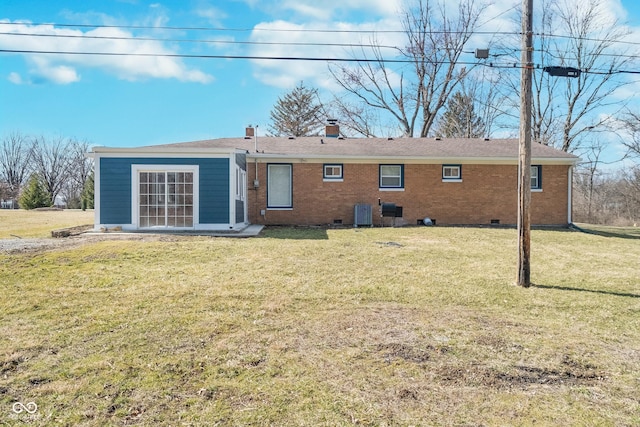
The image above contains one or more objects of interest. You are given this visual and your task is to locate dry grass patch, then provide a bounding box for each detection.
[0,209,94,239]
[0,225,639,425]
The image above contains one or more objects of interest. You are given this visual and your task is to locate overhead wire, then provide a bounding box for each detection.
[0,31,401,51]
[1,21,640,76]
[3,20,640,48]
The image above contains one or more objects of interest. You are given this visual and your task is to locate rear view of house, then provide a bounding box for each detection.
[91,134,579,231]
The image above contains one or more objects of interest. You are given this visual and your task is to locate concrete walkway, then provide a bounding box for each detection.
[85,224,265,238]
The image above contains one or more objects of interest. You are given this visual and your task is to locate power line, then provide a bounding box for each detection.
[0,31,400,50]
[3,20,640,48]
[0,48,465,64]
[2,47,639,76]
[0,21,408,34]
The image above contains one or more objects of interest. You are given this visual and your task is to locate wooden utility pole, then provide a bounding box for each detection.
[517,0,533,287]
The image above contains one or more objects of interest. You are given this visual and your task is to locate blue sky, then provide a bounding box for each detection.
[1,0,639,150]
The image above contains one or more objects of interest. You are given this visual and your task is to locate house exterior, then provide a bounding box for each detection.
[91,133,579,231]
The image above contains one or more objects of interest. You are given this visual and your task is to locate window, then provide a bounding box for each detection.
[267,164,292,208]
[379,164,404,189]
[137,169,195,228]
[531,165,542,190]
[236,167,246,201]
[442,165,462,181]
[323,164,343,180]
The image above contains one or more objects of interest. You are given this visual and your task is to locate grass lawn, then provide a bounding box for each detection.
[1,211,639,425]
[0,209,94,238]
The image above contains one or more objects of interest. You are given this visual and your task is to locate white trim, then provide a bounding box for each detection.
[379,188,405,192]
[442,179,463,183]
[92,151,237,159]
[267,163,293,209]
[323,164,343,180]
[531,189,543,193]
[92,147,241,156]
[442,164,461,180]
[323,178,344,183]
[568,166,573,224]
[248,155,579,166]
[131,164,200,230]
[93,154,102,230]
[228,158,236,227]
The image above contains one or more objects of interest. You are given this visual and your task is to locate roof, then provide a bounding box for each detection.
[94,137,580,165]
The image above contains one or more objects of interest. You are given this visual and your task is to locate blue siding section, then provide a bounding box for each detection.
[99,157,230,225]
[198,158,230,224]
[100,158,133,224]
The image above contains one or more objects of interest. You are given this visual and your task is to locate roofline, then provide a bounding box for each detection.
[90,146,246,155]
[90,145,579,165]
[247,153,580,165]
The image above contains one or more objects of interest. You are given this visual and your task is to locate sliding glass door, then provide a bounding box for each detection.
[138,171,194,228]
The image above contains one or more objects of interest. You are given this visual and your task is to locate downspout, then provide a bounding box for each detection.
[254,126,259,185]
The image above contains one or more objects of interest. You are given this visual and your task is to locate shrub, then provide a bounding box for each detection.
[19,174,52,210]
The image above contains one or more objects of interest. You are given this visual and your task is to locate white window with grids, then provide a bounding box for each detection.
[442,165,462,182]
[323,164,343,181]
[531,165,542,191]
[133,165,199,229]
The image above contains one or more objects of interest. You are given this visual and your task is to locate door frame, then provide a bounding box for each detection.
[131,164,200,229]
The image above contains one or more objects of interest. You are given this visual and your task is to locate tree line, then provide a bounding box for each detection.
[0,132,94,210]
[266,0,639,225]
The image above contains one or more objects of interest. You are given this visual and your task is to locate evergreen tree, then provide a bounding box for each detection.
[268,82,324,137]
[81,171,94,210]
[19,174,52,210]
[435,92,485,138]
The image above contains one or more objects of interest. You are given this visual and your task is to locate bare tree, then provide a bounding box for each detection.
[60,139,94,208]
[619,166,640,223]
[552,0,632,152]
[29,136,74,205]
[330,0,486,138]
[466,68,513,138]
[326,96,384,138]
[497,0,631,152]
[0,131,32,202]
[620,110,640,159]
[573,140,606,222]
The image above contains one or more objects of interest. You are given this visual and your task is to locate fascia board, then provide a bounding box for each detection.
[247,154,579,166]
[89,150,239,159]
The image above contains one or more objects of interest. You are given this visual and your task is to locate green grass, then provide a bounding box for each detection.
[1,219,639,425]
[0,209,94,238]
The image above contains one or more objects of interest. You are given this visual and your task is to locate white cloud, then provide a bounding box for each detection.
[254,0,402,20]
[248,18,405,90]
[0,21,214,84]
[30,59,80,84]
[194,2,228,26]
[8,72,22,84]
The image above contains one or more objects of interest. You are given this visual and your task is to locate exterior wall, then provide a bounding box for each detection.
[99,157,231,227]
[247,161,571,226]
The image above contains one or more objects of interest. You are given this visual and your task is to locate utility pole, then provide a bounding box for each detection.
[517,0,533,287]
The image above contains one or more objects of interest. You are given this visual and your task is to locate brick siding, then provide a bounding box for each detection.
[247,162,571,226]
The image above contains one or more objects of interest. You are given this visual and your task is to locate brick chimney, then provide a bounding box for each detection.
[325,119,339,138]
[245,126,255,139]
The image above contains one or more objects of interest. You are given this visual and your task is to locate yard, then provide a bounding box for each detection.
[1,210,639,425]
